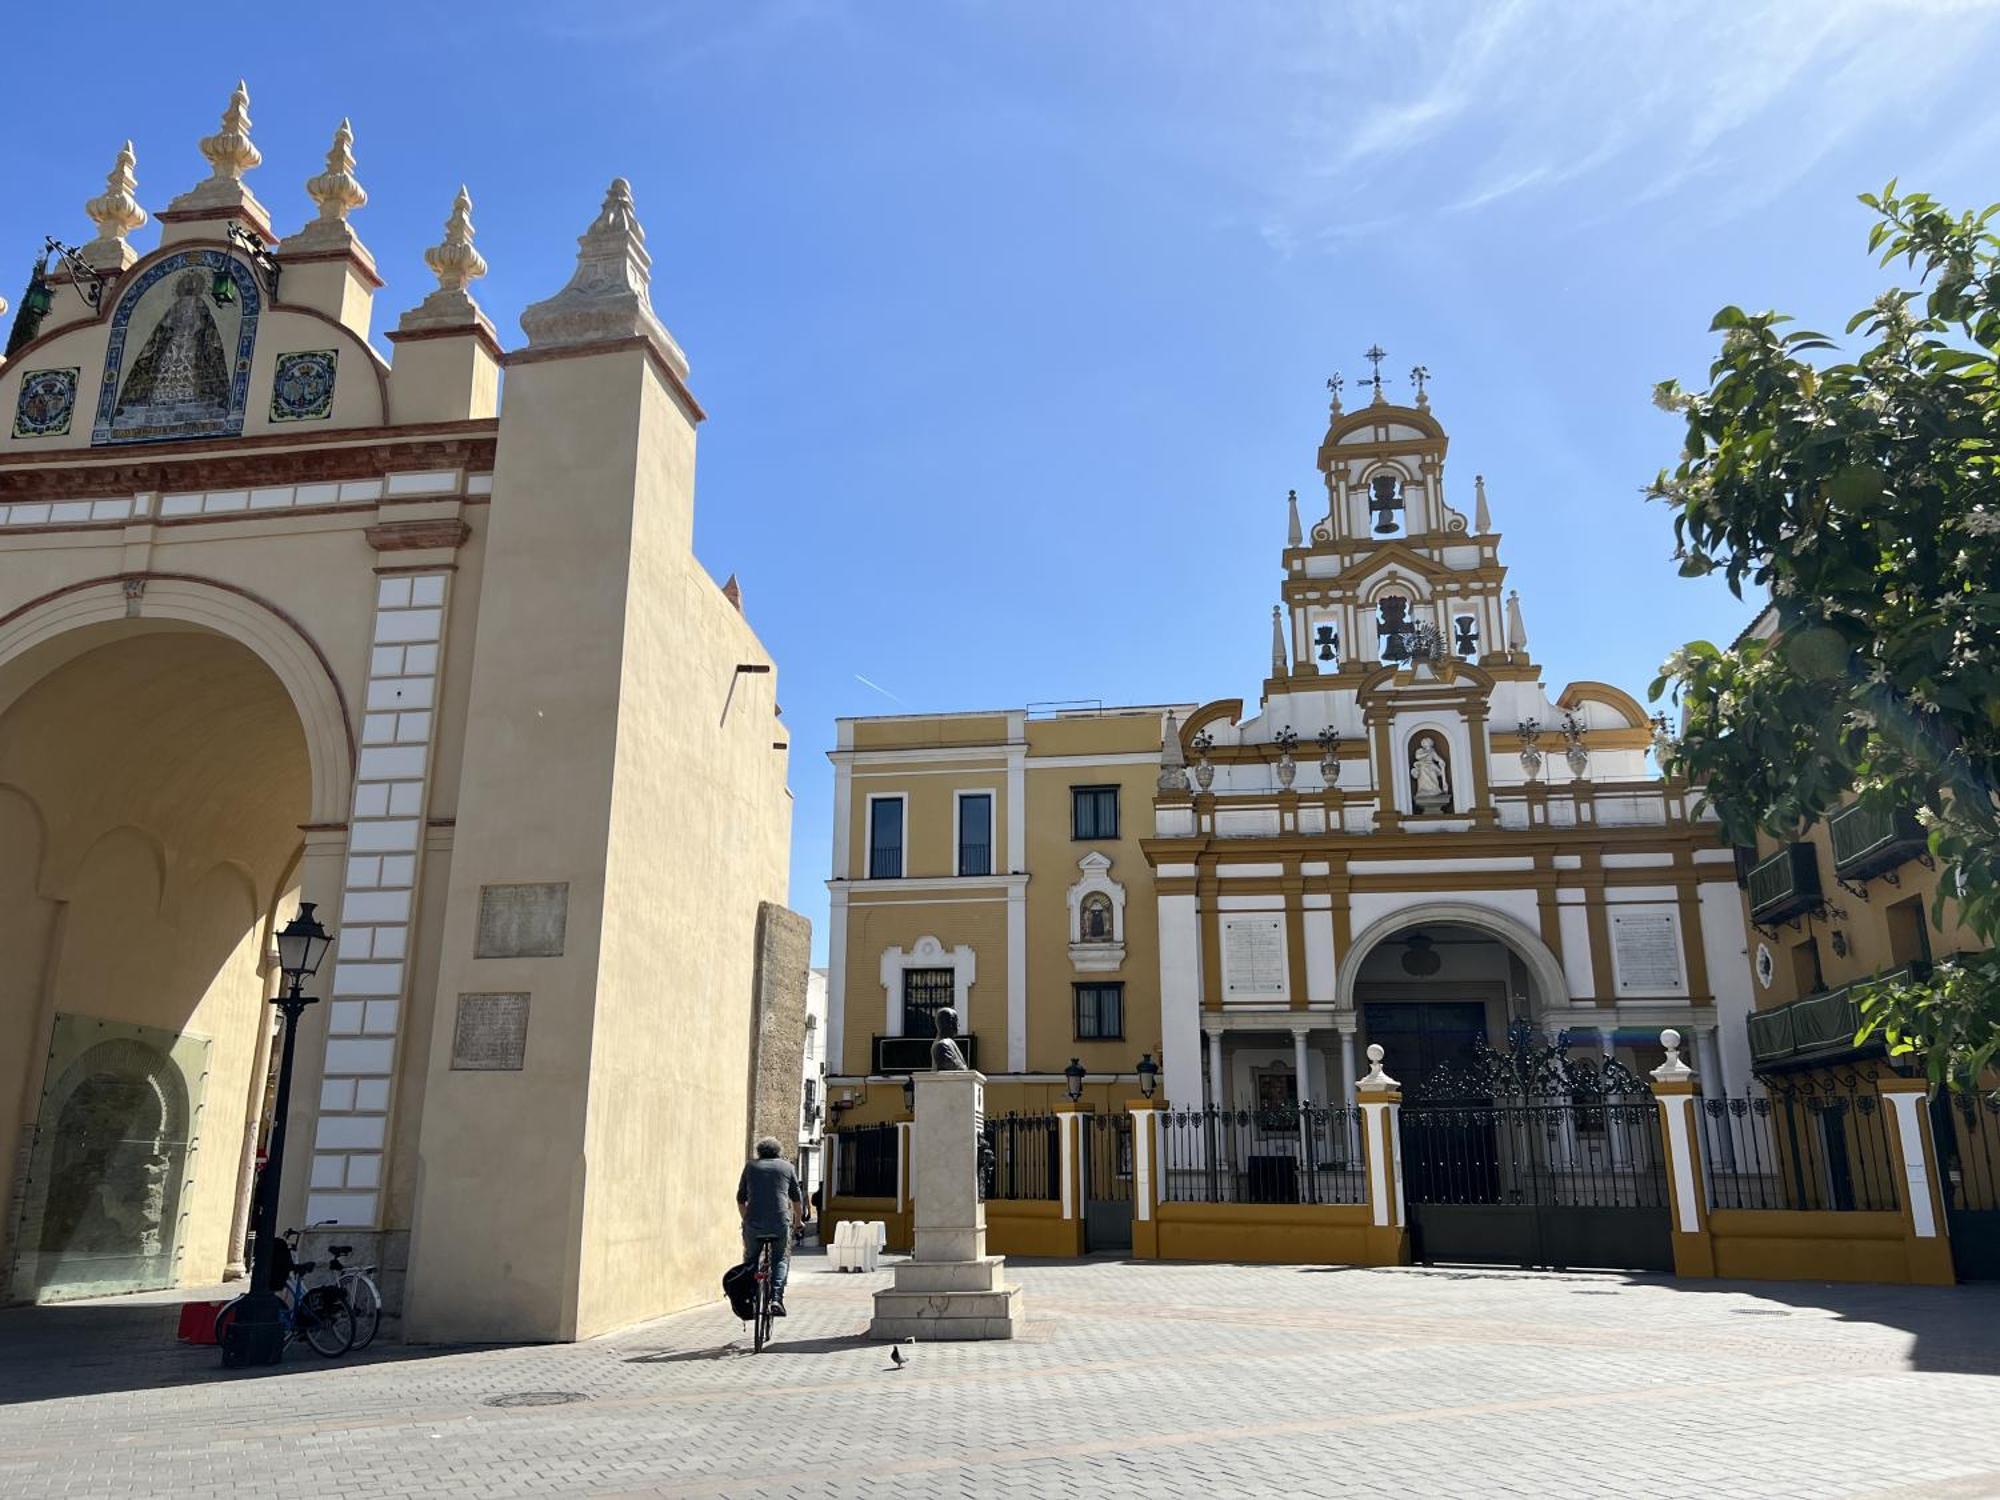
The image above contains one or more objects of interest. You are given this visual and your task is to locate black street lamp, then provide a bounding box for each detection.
[1136,1053,1159,1100]
[900,1075,916,1114]
[1063,1058,1086,1103]
[221,902,332,1367]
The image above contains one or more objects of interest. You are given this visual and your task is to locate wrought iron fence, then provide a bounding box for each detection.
[835,1122,898,1200]
[982,1112,1061,1201]
[1400,1098,1667,1208]
[1698,1074,1899,1212]
[1940,1092,2000,1213]
[1157,1104,1365,1205]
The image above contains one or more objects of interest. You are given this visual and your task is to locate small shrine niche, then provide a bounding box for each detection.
[1067,851,1127,972]
[1409,730,1454,815]
[1079,892,1114,943]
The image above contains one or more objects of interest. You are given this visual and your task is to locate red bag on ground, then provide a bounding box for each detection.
[178,1301,227,1345]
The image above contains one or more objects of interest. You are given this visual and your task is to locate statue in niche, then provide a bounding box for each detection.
[929,1005,969,1071]
[1079,891,1114,943]
[1411,736,1452,814]
[114,270,231,423]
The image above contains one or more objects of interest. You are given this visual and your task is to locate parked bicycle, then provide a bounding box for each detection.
[215,1228,355,1357]
[318,1229,382,1351]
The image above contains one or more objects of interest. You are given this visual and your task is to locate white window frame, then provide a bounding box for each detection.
[864,792,908,880]
[953,787,998,878]
[881,936,978,1038]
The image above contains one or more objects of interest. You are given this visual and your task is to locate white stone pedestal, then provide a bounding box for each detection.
[870,1068,1024,1341]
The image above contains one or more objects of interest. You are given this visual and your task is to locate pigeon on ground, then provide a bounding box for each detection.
[889,1345,907,1368]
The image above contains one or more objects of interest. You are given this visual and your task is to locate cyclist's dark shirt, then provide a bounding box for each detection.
[737,1157,802,1234]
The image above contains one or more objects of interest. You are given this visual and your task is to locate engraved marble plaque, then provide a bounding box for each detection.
[451,992,530,1070]
[475,882,568,958]
[1611,910,1684,993]
[1222,915,1287,997]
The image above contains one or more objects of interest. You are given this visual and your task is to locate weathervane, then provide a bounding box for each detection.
[1361,344,1388,402]
[1325,372,1343,415]
[1409,364,1430,407]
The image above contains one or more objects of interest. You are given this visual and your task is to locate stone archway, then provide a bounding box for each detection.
[1336,901,1570,1023]
[0,619,314,1301]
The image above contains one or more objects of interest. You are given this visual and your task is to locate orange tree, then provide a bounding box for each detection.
[1650,186,2000,1091]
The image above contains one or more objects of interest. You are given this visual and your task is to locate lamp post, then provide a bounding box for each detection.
[900,1075,916,1114]
[221,902,332,1367]
[1063,1058,1086,1103]
[1136,1053,1159,1100]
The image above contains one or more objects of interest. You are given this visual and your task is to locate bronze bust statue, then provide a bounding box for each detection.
[929,1006,969,1071]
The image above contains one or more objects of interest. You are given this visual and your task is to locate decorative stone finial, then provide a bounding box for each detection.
[312,120,366,222]
[1474,474,1492,534]
[519,177,688,379]
[1505,588,1528,654]
[81,141,147,271]
[1652,1028,1694,1082]
[1157,709,1189,792]
[167,81,269,222]
[1271,604,1288,675]
[1286,488,1302,548]
[397,186,490,332]
[1358,1043,1399,1090]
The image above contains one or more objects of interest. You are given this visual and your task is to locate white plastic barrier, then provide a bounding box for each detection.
[829,1218,888,1272]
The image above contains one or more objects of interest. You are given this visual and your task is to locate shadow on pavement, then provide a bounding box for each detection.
[626,1332,877,1363]
[0,1293,472,1406]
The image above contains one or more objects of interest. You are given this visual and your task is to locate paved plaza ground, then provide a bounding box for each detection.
[1,1252,1997,1498]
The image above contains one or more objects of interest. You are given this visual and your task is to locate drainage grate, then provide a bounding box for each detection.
[486,1391,590,1408]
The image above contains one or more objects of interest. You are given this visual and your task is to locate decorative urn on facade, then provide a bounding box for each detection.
[1562,710,1590,778]
[1273,727,1299,789]
[1517,718,1544,780]
[1316,725,1341,787]
[1191,731,1215,791]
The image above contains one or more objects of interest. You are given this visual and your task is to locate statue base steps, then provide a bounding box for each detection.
[869,1255,1023,1341]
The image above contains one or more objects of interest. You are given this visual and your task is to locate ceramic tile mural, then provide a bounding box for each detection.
[270,349,338,422]
[13,368,79,438]
[91,250,258,446]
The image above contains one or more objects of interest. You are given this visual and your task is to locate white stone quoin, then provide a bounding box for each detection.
[869,1069,1024,1341]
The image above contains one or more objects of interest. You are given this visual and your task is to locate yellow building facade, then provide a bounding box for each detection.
[828,382,1757,1137]
[0,91,796,1340]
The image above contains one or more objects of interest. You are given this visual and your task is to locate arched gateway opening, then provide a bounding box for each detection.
[0,621,313,1302]
[1337,908,1673,1274]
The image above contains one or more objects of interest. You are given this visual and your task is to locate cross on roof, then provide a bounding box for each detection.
[1362,344,1388,401]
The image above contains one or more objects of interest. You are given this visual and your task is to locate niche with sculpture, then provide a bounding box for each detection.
[1408,730,1454,815]
[1067,851,1127,973]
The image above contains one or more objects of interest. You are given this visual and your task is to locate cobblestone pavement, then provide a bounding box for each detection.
[3,1254,1999,1499]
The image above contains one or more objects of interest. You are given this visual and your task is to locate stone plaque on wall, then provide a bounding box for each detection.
[1611,910,1684,993]
[451,992,530,1070]
[475,882,568,958]
[1222,915,1287,998]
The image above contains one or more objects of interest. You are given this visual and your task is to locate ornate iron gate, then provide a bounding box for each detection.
[1938,1092,2000,1280]
[1082,1112,1133,1252]
[1399,1022,1673,1273]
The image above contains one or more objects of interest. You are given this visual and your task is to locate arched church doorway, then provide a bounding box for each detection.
[1,621,313,1303]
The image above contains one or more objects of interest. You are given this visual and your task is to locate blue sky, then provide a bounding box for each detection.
[14,1,2000,959]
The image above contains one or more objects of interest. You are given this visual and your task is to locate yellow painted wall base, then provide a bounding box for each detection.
[1706,1209,1951,1285]
[1151,1202,1387,1264]
[986,1199,1083,1258]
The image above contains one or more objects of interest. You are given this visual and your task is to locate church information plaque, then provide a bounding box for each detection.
[1611,910,1683,993]
[451,992,530,1070]
[1222,915,1287,998]
[475,882,568,958]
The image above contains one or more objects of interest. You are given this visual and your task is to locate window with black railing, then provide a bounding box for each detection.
[1073,982,1124,1040]
[868,797,904,879]
[1698,1074,1900,1212]
[957,793,992,877]
[1156,1104,1366,1205]
[981,1113,1061,1201]
[836,1122,898,1199]
[901,968,954,1039]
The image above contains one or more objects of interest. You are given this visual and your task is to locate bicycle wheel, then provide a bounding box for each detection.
[753,1247,773,1353]
[342,1271,382,1351]
[302,1288,355,1357]
[212,1294,245,1348]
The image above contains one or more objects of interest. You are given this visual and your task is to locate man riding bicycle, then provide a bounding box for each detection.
[737,1136,804,1316]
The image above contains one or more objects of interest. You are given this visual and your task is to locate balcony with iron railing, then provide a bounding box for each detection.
[1828,802,1928,882]
[872,1033,979,1074]
[1748,842,1822,926]
[1746,962,1930,1069]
